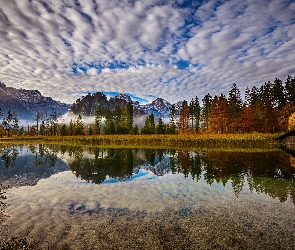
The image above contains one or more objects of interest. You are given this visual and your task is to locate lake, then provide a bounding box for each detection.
[1,144,295,249]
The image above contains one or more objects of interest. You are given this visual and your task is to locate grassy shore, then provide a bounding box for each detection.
[0,133,281,148]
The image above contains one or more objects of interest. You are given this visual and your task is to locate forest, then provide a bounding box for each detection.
[0,75,295,137]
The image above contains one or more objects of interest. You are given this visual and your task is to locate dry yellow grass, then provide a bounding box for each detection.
[0,133,280,148]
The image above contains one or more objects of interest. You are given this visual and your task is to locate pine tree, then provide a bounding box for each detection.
[168,104,177,134]
[113,105,123,133]
[88,126,93,135]
[121,102,133,134]
[69,119,74,136]
[156,117,165,134]
[103,109,115,134]
[272,78,286,108]
[49,112,58,136]
[60,124,68,136]
[189,99,195,130]
[12,111,19,135]
[201,93,213,132]
[285,75,295,103]
[228,83,242,132]
[2,110,13,137]
[193,96,201,133]
[75,114,85,135]
[141,114,155,134]
[94,107,103,134]
[39,121,46,135]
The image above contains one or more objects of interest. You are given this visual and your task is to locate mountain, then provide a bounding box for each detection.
[0,82,70,121]
[69,92,172,118]
[70,92,145,117]
[140,98,171,118]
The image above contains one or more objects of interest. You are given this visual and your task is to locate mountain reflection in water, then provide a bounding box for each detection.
[1,144,295,204]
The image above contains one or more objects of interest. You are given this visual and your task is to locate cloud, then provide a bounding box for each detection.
[0,0,294,105]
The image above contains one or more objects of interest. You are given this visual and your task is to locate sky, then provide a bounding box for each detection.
[0,0,295,105]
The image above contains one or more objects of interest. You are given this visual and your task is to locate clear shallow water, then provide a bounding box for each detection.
[1,144,295,249]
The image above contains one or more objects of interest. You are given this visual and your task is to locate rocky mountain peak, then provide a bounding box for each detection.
[69,92,172,118]
[114,93,132,103]
[140,98,171,118]
[0,82,70,121]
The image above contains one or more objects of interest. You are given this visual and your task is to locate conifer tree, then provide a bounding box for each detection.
[228,83,242,132]
[121,102,133,134]
[104,109,115,134]
[49,112,58,136]
[94,107,103,134]
[141,114,155,134]
[272,78,286,108]
[75,114,84,135]
[113,105,123,133]
[168,104,177,134]
[156,117,165,134]
[285,75,295,103]
[60,124,68,136]
[2,110,11,136]
[192,96,201,133]
[201,93,213,132]
[69,119,74,136]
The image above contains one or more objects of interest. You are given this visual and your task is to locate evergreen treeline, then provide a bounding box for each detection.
[1,75,294,136]
[0,109,60,137]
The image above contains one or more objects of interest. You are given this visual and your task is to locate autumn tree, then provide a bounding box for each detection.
[208,94,229,134]
[279,103,295,132]
[178,102,190,134]
[288,112,295,131]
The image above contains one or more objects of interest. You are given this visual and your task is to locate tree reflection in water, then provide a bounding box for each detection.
[1,144,295,204]
[59,146,295,204]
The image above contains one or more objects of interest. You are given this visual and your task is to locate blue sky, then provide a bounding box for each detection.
[0,0,294,104]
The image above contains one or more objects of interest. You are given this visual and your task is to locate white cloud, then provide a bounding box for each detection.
[0,0,294,105]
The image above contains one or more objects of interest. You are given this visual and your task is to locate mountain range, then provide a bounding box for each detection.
[0,82,70,120]
[0,82,173,121]
[69,92,172,118]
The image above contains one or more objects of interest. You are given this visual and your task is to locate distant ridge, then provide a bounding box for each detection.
[0,82,70,120]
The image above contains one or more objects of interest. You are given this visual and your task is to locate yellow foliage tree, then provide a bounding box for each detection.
[288,112,295,131]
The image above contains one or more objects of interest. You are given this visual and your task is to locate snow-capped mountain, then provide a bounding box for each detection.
[140,98,172,118]
[0,82,70,121]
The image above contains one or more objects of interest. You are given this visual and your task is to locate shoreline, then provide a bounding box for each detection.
[0,133,280,148]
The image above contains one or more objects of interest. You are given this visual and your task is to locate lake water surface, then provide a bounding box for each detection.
[1,144,295,249]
